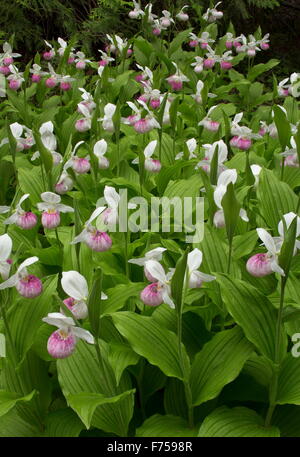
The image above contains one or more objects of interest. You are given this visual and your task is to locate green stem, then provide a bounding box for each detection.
[280,157,285,181]
[265,277,287,427]
[227,239,233,274]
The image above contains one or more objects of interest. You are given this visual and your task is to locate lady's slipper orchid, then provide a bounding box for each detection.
[76,103,92,132]
[129,0,145,19]
[42,312,94,359]
[203,2,223,22]
[195,140,228,174]
[176,5,189,21]
[129,247,167,282]
[0,256,42,298]
[0,42,21,66]
[75,51,91,70]
[71,207,112,252]
[93,139,110,169]
[7,65,24,90]
[43,41,55,60]
[132,140,161,173]
[246,229,285,277]
[141,260,175,308]
[65,141,90,175]
[100,103,116,133]
[61,271,89,320]
[176,138,198,161]
[37,192,74,229]
[166,62,189,91]
[32,121,62,165]
[199,106,220,132]
[4,194,37,229]
[213,169,249,228]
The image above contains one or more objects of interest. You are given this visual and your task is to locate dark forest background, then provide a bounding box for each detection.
[0,0,299,76]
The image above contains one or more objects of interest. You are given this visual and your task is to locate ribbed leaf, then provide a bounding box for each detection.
[0,390,35,417]
[257,169,298,231]
[111,312,190,381]
[45,408,84,437]
[198,406,280,437]
[136,414,197,437]
[217,274,287,362]
[190,326,253,406]
[57,340,134,436]
[102,282,146,315]
[277,354,300,405]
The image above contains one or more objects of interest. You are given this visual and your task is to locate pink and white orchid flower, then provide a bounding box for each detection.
[0,256,42,298]
[42,312,94,359]
[4,194,37,229]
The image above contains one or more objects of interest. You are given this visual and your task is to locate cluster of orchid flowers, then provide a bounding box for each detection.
[129,247,215,309]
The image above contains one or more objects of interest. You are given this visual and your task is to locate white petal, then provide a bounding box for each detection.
[10,122,23,139]
[214,184,227,209]
[72,327,94,344]
[56,203,74,213]
[0,273,18,289]
[93,139,107,158]
[87,206,106,225]
[144,140,157,159]
[217,168,237,187]
[104,103,116,119]
[39,121,54,135]
[144,260,167,284]
[42,312,75,328]
[0,261,11,280]
[0,234,12,261]
[104,186,120,209]
[145,247,167,261]
[77,103,91,118]
[17,256,39,274]
[188,248,203,272]
[197,271,216,282]
[186,138,197,153]
[257,228,277,254]
[161,287,175,309]
[41,192,61,204]
[239,208,249,222]
[270,258,285,276]
[61,271,88,301]
[0,206,10,214]
[128,257,146,266]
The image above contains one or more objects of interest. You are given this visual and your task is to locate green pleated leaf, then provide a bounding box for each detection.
[108,342,140,385]
[247,59,280,82]
[45,408,84,437]
[276,354,300,405]
[67,390,135,429]
[57,340,134,436]
[257,169,298,231]
[111,312,190,381]
[102,282,146,315]
[190,326,253,406]
[18,167,44,205]
[0,390,35,417]
[136,414,197,437]
[198,406,280,437]
[273,104,291,151]
[217,274,287,362]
